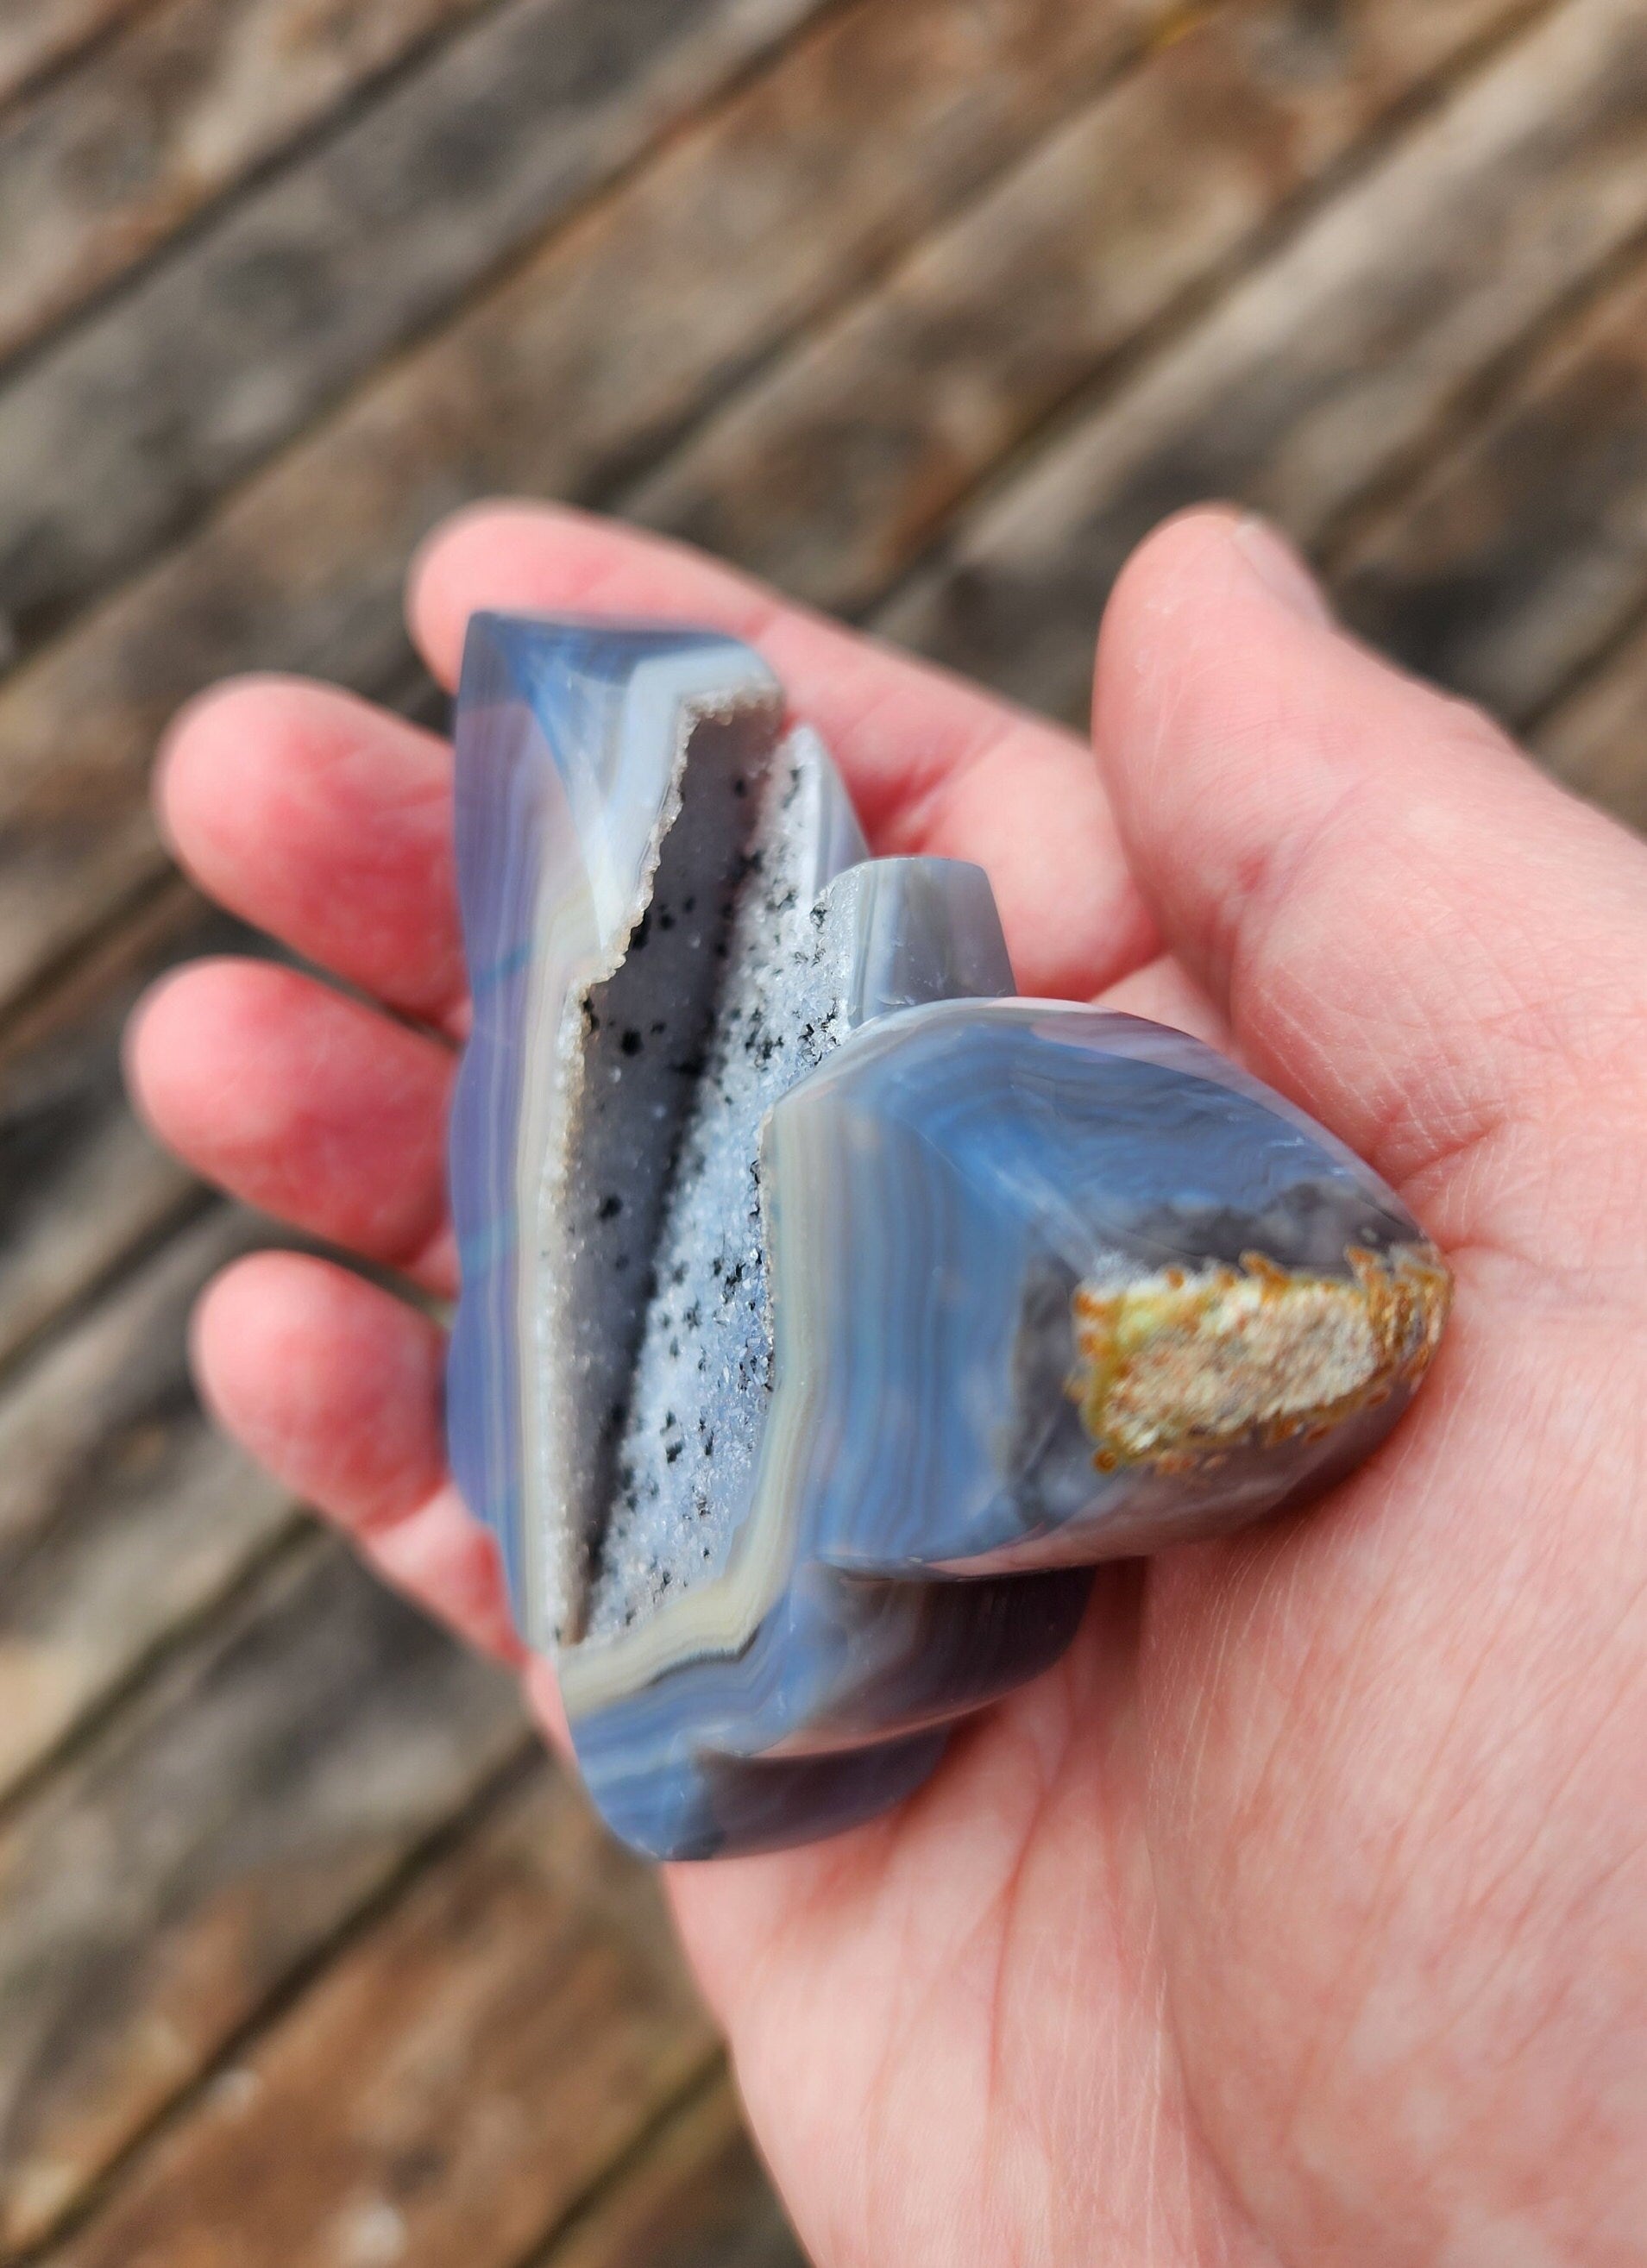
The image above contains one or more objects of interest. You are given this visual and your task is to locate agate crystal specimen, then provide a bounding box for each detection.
[449,616,1450,1860]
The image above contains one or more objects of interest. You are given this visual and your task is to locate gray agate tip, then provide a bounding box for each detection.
[448,614,1451,1861]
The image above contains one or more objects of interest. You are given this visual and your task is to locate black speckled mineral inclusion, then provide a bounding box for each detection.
[553,701,775,1639]
[592,737,860,1638]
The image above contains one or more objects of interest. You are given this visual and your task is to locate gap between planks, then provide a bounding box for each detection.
[0,1480,306,1844]
[1324,223,1647,732]
[513,2063,802,2268]
[0,0,515,380]
[20,1737,719,2268]
[0,0,155,119]
[0,1534,533,2258]
[627,0,1567,618]
[1316,215,1647,586]
[9,1734,544,2268]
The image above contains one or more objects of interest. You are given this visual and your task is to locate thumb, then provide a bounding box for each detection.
[1092,509,1647,1278]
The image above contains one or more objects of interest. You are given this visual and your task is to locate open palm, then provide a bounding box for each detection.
[128,505,1647,2265]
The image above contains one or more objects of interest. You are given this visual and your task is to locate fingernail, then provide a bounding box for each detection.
[1230,515,1334,625]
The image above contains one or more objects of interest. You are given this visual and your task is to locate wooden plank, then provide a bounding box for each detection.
[0,0,500,373]
[540,2078,803,2268]
[0,0,1518,1017]
[0,1203,300,1811]
[0,882,243,1371]
[43,1762,714,2268]
[0,1,149,115]
[0,0,833,657]
[0,1538,525,2252]
[0,0,1168,663]
[1534,613,1647,832]
[877,0,1647,724]
[1334,257,1647,734]
[631,0,1533,616]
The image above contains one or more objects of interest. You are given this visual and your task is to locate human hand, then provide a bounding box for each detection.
[126,503,1647,2265]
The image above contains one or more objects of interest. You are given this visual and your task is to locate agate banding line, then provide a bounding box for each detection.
[447,616,1451,1859]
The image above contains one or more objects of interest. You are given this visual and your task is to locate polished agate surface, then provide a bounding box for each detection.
[448,615,1450,1860]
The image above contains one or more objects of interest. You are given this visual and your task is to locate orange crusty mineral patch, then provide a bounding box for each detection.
[1070,1244,1451,1475]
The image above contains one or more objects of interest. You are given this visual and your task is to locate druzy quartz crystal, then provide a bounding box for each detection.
[449,615,1450,1861]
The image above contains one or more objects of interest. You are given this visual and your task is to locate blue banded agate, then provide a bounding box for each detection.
[448,615,1450,1861]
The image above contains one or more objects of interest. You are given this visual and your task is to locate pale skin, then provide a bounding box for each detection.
[125,503,1647,2265]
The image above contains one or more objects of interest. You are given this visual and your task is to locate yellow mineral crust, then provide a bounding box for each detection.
[1070,1244,1451,1474]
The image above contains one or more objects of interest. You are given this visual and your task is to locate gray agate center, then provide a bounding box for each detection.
[592,731,865,1641]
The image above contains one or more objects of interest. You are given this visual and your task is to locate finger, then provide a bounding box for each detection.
[156,676,467,1034]
[408,500,1158,1002]
[126,959,456,1293]
[1095,952,1230,1052]
[522,1658,572,1757]
[194,1252,520,1661]
[1092,509,1647,1263]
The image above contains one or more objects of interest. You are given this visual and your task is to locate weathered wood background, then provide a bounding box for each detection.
[2,0,1644,2258]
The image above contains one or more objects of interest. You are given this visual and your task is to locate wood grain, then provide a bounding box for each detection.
[43,1762,713,2268]
[0,0,831,656]
[0,1203,299,1812]
[540,2077,803,2268]
[0,0,150,113]
[1335,258,1647,738]
[0,883,243,1371]
[631,0,1532,616]
[0,0,1556,1021]
[0,0,500,372]
[0,1539,525,2252]
[877,0,1647,723]
[1535,608,1647,832]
